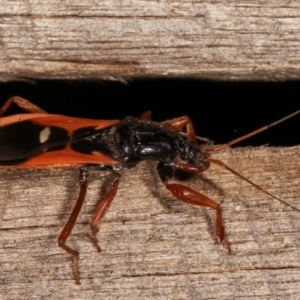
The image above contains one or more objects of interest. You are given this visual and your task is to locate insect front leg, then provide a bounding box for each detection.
[139,111,152,120]
[0,96,47,116]
[58,167,90,285]
[139,113,196,141]
[162,116,196,142]
[157,162,231,253]
[90,172,120,252]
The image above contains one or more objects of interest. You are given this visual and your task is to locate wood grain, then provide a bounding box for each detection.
[1,1,300,81]
[0,146,299,299]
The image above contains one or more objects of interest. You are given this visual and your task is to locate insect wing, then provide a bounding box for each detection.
[0,114,120,166]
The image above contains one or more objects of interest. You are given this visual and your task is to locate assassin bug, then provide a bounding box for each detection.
[0,96,299,284]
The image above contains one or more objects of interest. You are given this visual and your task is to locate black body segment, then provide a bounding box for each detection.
[72,116,210,170]
[116,116,180,163]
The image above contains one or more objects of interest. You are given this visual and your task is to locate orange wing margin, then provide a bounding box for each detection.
[0,114,121,168]
[0,114,118,131]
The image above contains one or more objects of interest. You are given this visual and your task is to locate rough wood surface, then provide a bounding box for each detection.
[1,1,300,81]
[0,146,299,299]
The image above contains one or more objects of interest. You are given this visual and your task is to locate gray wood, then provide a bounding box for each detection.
[1,1,300,81]
[0,146,299,299]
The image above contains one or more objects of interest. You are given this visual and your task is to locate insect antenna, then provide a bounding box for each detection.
[209,158,300,212]
[206,109,300,152]
[205,109,300,212]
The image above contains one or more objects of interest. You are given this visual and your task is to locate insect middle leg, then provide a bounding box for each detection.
[0,96,47,116]
[157,162,231,253]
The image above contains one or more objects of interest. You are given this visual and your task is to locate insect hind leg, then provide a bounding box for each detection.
[58,167,90,285]
[0,96,47,116]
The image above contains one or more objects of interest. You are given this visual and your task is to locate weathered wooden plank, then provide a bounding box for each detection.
[1,1,300,81]
[0,146,299,299]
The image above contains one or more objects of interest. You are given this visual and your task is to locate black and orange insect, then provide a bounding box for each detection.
[0,96,299,284]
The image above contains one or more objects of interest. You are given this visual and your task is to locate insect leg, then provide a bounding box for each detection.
[139,113,196,142]
[162,116,196,142]
[58,167,89,285]
[139,111,152,120]
[170,162,209,173]
[0,96,47,116]
[157,162,231,253]
[90,172,120,252]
